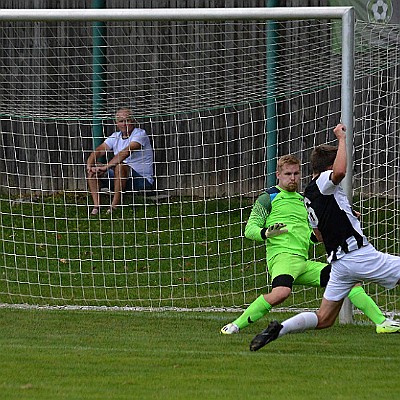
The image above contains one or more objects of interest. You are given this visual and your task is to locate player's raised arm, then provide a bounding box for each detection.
[331,123,347,185]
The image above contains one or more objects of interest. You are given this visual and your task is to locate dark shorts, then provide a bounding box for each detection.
[101,168,154,192]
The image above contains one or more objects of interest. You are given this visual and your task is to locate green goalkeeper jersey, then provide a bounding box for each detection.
[244,186,312,262]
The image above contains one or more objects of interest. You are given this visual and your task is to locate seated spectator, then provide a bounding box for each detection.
[86,108,154,215]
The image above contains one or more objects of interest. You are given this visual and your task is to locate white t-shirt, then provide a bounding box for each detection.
[104,128,154,184]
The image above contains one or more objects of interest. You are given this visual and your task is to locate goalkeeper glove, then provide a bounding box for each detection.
[261,223,288,239]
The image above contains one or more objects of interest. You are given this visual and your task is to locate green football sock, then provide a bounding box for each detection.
[232,294,272,330]
[348,286,385,325]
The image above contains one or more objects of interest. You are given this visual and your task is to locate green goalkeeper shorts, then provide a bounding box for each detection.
[267,252,327,288]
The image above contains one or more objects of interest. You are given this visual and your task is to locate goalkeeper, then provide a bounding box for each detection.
[221,154,400,335]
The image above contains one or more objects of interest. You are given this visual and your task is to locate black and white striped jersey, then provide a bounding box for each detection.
[303,170,368,262]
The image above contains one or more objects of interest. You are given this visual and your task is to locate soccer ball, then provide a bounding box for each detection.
[367,0,393,23]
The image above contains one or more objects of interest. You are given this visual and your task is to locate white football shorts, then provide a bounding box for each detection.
[323,243,400,301]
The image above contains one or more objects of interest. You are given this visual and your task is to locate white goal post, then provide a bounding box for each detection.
[1,7,398,322]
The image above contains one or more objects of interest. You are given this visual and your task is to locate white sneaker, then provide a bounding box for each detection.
[376,318,400,334]
[220,323,239,335]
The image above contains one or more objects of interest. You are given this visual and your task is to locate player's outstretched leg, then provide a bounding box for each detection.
[347,286,400,333]
[250,312,319,351]
[220,294,273,334]
[249,320,283,351]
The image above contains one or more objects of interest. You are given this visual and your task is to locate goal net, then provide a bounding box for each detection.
[0,9,399,317]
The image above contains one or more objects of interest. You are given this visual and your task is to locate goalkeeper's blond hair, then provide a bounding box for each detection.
[277,154,300,172]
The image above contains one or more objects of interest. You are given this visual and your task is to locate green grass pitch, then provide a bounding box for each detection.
[1,307,399,400]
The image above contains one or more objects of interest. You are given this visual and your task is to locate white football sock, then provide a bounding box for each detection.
[278,312,318,337]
